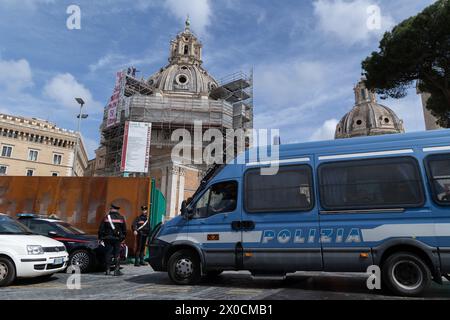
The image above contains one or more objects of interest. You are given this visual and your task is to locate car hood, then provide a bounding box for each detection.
[56,233,98,242]
[68,234,97,240]
[0,234,65,247]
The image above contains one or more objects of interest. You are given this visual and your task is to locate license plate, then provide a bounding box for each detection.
[53,258,64,264]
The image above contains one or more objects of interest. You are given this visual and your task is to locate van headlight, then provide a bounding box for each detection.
[27,245,44,255]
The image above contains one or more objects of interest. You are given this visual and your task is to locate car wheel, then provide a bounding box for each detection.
[0,257,16,287]
[69,250,93,273]
[382,252,431,297]
[168,250,201,285]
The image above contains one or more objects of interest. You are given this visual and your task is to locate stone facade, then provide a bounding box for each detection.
[0,113,88,177]
[417,86,443,130]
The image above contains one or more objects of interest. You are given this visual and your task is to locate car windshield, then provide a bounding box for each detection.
[0,215,34,235]
[55,222,85,235]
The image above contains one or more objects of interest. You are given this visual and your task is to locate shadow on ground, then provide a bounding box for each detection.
[125,271,450,300]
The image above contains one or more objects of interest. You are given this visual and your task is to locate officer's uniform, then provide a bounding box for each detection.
[98,205,127,276]
[132,206,150,266]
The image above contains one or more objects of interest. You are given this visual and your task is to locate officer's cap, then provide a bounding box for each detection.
[111,203,120,210]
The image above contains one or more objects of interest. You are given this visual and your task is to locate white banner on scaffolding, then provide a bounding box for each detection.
[106,71,125,128]
[120,121,152,173]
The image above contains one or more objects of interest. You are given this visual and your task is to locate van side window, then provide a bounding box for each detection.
[245,165,313,213]
[319,157,424,211]
[193,181,238,219]
[426,153,450,205]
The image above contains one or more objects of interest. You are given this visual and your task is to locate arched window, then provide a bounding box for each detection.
[184,45,189,55]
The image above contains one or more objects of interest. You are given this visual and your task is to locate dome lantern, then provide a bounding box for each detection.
[147,19,218,95]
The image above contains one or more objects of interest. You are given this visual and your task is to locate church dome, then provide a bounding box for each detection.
[335,78,405,139]
[148,63,218,94]
[147,18,219,95]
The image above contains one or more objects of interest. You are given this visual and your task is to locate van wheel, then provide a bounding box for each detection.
[382,252,431,297]
[0,257,16,287]
[168,250,201,285]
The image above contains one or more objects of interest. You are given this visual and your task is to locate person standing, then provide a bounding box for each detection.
[98,203,127,276]
[132,205,150,266]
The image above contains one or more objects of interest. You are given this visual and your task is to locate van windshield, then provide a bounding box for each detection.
[188,164,225,206]
[0,215,34,235]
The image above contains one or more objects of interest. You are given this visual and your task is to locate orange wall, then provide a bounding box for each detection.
[0,176,151,252]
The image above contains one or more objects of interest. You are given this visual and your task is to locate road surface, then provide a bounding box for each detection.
[1,264,450,300]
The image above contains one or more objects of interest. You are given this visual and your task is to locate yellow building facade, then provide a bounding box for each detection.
[0,113,88,177]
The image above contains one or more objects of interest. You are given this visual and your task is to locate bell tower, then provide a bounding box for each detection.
[169,16,203,66]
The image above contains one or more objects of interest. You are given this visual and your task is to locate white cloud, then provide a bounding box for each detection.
[89,53,125,73]
[0,58,33,92]
[0,0,54,10]
[313,0,395,45]
[381,90,426,133]
[256,60,330,107]
[89,51,163,73]
[253,57,354,133]
[309,119,339,141]
[256,10,266,25]
[44,73,102,111]
[164,0,212,36]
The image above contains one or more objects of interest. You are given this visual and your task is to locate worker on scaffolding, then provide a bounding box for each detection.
[132,205,150,266]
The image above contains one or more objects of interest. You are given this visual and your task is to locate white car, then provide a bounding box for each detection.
[0,214,69,287]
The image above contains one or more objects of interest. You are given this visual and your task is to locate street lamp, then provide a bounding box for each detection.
[72,98,88,177]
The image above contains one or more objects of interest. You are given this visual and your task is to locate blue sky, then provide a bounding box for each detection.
[0,0,437,158]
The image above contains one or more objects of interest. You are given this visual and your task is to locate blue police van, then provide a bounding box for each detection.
[148,129,450,296]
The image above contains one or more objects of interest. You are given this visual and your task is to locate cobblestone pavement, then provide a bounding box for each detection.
[1,264,449,300]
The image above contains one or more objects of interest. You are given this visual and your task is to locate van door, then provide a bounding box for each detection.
[187,180,241,270]
[425,153,450,273]
[240,164,322,273]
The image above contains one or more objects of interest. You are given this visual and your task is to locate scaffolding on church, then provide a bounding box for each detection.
[98,68,254,177]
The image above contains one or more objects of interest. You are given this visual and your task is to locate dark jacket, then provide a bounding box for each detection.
[98,211,127,241]
[132,214,150,236]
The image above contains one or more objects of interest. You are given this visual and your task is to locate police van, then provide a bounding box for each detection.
[148,129,450,296]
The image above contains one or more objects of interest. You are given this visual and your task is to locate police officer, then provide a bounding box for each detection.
[98,203,127,276]
[132,205,150,266]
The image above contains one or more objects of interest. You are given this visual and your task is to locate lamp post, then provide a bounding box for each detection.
[73,98,88,177]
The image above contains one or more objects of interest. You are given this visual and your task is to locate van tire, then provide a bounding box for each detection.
[168,250,201,285]
[382,252,431,297]
[0,257,16,287]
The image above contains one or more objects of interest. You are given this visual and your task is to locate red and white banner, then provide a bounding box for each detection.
[106,71,124,128]
[121,121,152,173]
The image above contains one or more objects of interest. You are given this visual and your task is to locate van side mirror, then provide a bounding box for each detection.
[181,200,193,220]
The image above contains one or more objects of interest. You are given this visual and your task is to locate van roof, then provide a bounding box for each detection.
[242,129,450,162]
